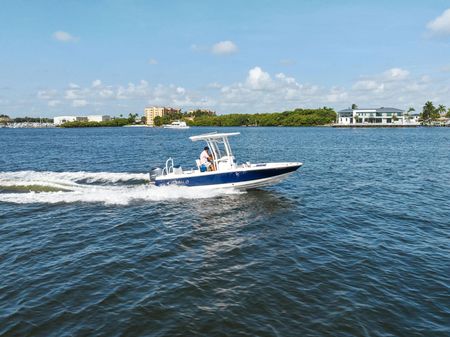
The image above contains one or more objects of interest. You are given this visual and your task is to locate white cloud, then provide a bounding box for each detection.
[48,100,60,107]
[211,40,238,55]
[353,80,385,93]
[52,31,78,42]
[29,66,450,115]
[72,99,87,107]
[216,66,326,110]
[92,79,102,88]
[246,67,271,90]
[99,88,114,98]
[326,87,348,103]
[207,82,222,89]
[65,89,80,100]
[350,67,410,99]
[275,73,297,85]
[148,58,158,65]
[37,89,57,100]
[117,80,150,99]
[427,8,450,35]
[383,68,409,80]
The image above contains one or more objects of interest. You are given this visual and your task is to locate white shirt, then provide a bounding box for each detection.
[200,150,210,164]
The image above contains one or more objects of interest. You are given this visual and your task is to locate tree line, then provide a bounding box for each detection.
[419,101,450,122]
[0,115,54,123]
[59,118,131,128]
[155,108,336,127]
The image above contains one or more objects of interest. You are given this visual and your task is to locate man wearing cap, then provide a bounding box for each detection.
[200,146,214,171]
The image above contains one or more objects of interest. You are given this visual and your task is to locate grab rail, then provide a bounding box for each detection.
[163,157,174,175]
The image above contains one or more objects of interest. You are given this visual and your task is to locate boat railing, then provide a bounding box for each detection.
[162,157,174,175]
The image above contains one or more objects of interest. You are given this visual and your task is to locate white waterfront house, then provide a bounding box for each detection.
[337,107,419,126]
[87,115,111,122]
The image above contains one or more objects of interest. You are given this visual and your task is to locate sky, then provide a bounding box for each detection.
[1,0,450,117]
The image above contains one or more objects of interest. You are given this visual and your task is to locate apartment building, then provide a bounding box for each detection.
[144,106,181,126]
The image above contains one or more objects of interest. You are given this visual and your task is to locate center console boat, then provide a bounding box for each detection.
[149,132,302,189]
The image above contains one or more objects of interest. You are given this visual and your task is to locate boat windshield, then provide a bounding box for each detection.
[207,137,232,160]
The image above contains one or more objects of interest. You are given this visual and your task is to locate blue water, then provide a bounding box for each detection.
[0,127,449,336]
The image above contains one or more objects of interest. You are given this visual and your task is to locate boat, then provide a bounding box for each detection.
[162,120,190,129]
[149,132,302,189]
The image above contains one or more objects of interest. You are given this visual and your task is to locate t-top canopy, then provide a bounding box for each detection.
[189,132,240,142]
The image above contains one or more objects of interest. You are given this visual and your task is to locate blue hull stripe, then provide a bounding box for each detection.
[155,165,300,187]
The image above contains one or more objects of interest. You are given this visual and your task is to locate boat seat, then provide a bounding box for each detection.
[195,159,201,169]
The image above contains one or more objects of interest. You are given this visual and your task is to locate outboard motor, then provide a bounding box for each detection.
[149,167,163,181]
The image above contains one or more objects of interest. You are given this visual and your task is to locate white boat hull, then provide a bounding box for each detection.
[162,126,190,129]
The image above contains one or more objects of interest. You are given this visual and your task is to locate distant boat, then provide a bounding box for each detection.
[162,121,189,129]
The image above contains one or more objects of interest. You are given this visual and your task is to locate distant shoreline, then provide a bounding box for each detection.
[3,124,450,129]
[332,124,421,128]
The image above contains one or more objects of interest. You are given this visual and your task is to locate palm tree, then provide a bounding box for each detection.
[406,107,415,121]
[436,104,446,117]
[421,101,435,122]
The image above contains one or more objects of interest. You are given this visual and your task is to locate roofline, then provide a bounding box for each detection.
[338,107,404,112]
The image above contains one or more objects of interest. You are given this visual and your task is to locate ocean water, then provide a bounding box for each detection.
[0,127,449,336]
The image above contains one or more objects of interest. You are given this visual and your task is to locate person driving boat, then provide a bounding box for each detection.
[200,146,215,171]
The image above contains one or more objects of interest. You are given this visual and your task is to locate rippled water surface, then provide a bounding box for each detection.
[0,127,449,336]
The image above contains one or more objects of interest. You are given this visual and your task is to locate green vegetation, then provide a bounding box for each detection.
[127,113,139,124]
[153,112,183,126]
[150,108,336,127]
[1,115,54,125]
[154,109,216,126]
[60,118,130,128]
[188,108,337,127]
[3,108,335,128]
[436,104,446,116]
[0,114,10,124]
[13,116,53,123]
[421,101,444,122]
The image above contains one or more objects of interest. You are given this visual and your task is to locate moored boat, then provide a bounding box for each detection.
[162,120,190,129]
[149,132,302,189]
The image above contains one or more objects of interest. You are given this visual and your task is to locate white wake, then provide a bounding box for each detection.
[0,171,241,205]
